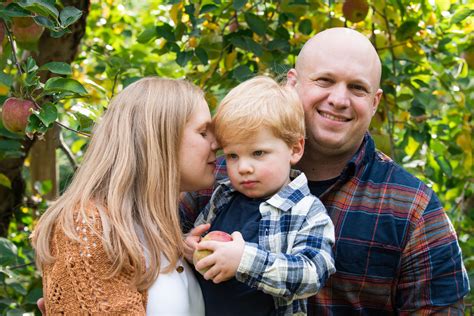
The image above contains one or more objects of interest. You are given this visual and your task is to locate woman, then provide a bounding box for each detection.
[32,77,217,314]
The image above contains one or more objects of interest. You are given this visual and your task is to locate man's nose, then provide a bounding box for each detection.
[327,83,350,108]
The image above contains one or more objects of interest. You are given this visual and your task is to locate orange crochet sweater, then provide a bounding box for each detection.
[42,211,147,314]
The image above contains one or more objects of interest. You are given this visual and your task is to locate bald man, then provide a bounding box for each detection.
[284,28,469,314]
[179,28,469,315]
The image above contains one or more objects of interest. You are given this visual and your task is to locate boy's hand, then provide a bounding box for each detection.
[195,231,245,284]
[184,223,211,263]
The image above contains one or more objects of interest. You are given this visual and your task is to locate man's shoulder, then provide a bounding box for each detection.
[368,150,433,194]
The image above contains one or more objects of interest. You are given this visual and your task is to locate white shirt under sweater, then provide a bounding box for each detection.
[147,255,205,316]
[136,225,205,315]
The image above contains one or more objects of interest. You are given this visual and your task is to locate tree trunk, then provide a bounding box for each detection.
[0,0,90,236]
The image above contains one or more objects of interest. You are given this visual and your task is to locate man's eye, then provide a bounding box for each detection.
[316,78,332,86]
[253,150,264,157]
[350,84,367,92]
[200,131,208,137]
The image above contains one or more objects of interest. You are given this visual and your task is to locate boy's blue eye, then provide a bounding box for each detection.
[227,153,238,160]
[253,150,264,157]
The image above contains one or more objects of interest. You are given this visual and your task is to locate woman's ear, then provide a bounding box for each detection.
[290,136,305,165]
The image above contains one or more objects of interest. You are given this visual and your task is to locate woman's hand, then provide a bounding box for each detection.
[183,223,210,263]
[37,298,45,314]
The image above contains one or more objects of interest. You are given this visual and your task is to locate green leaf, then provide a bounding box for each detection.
[71,138,87,153]
[267,39,289,52]
[6,309,27,316]
[59,6,82,28]
[396,20,419,41]
[26,56,38,73]
[25,287,43,304]
[195,47,208,65]
[34,179,52,195]
[176,50,193,66]
[0,173,11,189]
[246,37,263,57]
[25,72,40,87]
[156,23,175,41]
[137,27,157,44]
[0,140,22,152]
[200,4,217,14]
[0,72,13,87]
[49,28,69,38]
[233,65,253,81]
[74,112,94,132]
[44,77,88,95]
[40,62,72,75]
[9,282,27,295]
[36,103,57,127]
[233,0,247,10]
[298,19,312,35]
[435,0,450,11]
[33,15,56,30]
[25,113,48,134]
[435,155,452,176]
[0,237,18,266]
[0,3,30,18]
[17,0,59,19]
[244,13,266,36]
[450,7,472,24]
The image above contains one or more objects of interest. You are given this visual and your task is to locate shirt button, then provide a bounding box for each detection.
[176,265,184,273]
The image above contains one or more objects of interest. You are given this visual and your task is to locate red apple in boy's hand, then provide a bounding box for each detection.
[193,230,232,275]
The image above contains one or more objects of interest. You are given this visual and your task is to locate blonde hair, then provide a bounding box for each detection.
[32,77,204,290]
[213,76,305,147]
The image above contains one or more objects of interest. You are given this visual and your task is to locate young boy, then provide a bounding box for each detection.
[188,76,335,316]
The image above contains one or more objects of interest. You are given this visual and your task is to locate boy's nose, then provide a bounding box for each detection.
[238,160,253,174]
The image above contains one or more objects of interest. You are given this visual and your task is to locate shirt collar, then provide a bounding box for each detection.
[217,170,310,212]
[339,132,375,181]
[266,170,310,212]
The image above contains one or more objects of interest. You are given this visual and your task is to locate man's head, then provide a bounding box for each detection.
[287,27,383,159]
[213,76,305,198]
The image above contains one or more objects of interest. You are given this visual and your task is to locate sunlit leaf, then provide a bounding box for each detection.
[0,173,11,189]
[44,77,88,95]
[40,62,72,75]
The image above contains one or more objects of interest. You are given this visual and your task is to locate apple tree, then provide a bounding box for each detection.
[0,0,472,313]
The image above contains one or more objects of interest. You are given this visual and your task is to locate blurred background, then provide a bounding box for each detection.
[0,0,472,314]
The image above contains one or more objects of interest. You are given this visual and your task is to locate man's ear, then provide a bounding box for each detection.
[372,88,383,116]
[290,137,305,165]
[287,68,298,87]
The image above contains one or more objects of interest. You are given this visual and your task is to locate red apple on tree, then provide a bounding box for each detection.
[12,17,44,44]
[193,230,233,275]
[1,97,35,133]
[342,0,369,23]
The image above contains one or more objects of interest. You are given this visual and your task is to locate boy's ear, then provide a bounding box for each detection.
[290,137,305,165]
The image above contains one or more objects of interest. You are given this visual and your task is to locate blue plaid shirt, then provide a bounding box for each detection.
[194,171,336,316]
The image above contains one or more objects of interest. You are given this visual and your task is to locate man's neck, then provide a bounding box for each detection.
[296,145,359,181]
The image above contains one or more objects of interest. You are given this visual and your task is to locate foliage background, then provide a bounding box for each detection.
[0,0,472,314]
